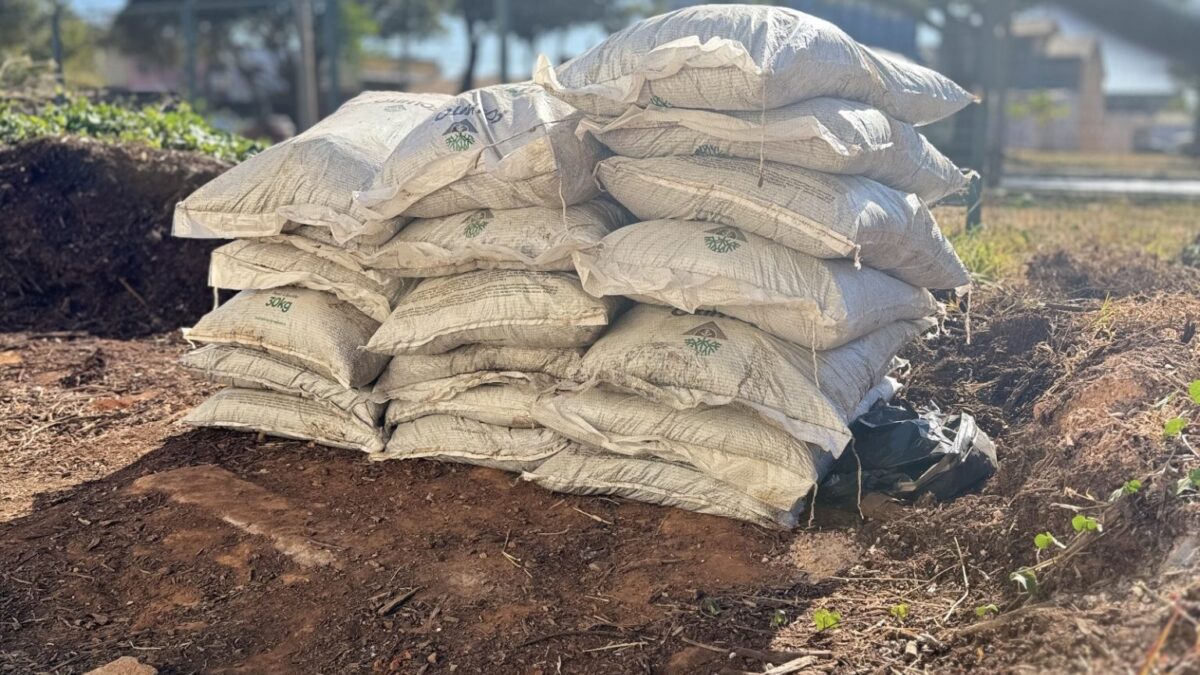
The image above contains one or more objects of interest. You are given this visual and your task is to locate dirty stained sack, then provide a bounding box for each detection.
[573,219,938,349]
[385,381,542,428]
[364,200,630,276]
[185,287,388,389]
[532,386,832,513]
[366,270,624,356]
[578,98,966,203]
[578,304,934,457]
[533,4,973,125]
[595,155,969,290]
[184,388,385,452]
[377,414,568,472]
[523,445,796,529]
[371,345,584,402]
[208,239,415,322]
[356,83,604,219]
[181,344,383,427]
[174,91,449,243]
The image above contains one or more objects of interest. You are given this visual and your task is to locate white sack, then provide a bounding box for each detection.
[579,98,966,203]
[185,287,388,389]
[523,446,796,529]
[532,387,832,514]
[356,83,604,219]
[366,270,625,356]
[174,91,449,243]
[533,4,973,125]
[386,382,541,428]
[578,304,933,457]
[183,387,384,452]
[574,219,937,349]
[208,239,415,322]
[181,344,383,427]
[376,415,568,472]
[364,200,630,276]
[372,345,583,402]
[595,155,970,290]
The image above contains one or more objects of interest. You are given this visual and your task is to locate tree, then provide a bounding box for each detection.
[1009,90,1068,150]
[456,0,647,91]
[0,0,101,88]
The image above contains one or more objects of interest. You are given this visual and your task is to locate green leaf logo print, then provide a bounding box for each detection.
[443,119,478,151]
[703,226,746,253]
[649,94,672,108]
[683,321,727,356]
[462,209,494,238]
[694,143,729,158]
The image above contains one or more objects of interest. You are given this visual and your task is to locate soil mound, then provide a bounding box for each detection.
[0,137,226,337]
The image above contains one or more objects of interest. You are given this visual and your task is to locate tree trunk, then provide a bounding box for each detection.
[460,17,478,93]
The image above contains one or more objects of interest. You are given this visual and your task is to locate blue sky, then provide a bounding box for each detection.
[69,0,1179,94]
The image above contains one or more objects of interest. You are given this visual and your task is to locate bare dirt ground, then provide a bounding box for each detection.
[2,170,1199,673]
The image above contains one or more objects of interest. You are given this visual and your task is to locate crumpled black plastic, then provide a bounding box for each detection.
[821,402,998,503]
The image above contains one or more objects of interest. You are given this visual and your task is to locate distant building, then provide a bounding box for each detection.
[1004,16,1106,152]
[1103,94,1193,154]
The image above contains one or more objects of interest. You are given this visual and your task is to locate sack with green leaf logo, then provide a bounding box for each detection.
[363,200,630,277]
[184,387,385,452]
[175,91,449,244]
[578,304,933,457]
[573,219,937,349]
[596,155,970,290]
[356,84,604,219]
[577,97,966,203]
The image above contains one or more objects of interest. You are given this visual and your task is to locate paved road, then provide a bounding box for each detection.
[1001,175,1200,198]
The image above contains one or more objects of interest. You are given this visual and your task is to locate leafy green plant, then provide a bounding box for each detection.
[1034,532,1063,550]
[0,97,264,162]
[1121,479,1143,495]
[1164,417,1188,438]
[1189,380,1200,406]
[700,597,721,616]
[1071,514,1101,533]
[975,603,999,618]
[889,603,909,622]
[812,608,840,631]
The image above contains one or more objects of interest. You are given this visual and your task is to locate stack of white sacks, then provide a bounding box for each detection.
[173,5,976,529]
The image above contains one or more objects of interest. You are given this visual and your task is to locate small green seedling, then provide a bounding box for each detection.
[812,608,841,631]
[1164,417,1188,438]
[889,604,909,622]
[1010,569,1039,596]
[770,609,787,628]
[975,603,999,618]
[1111,479,1144,501]
[1176,468,1200,497]
[700,597,721,616]
[1034,532,1063,550]
[1071,514,1101,533]
[1188,380,1200,406]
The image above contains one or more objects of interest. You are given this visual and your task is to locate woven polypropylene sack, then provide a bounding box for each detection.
[185,287,388,389]
[372,345,583,401]
[578,304,933,457]
[181,344,383,427]
[386,382,541,428]
[523,445,795,528]
[377,414,568,472]
[533,5,973,125]
[174,91,449,243]
[573,219,937,349]
[532,387,831,513]
[356,83,604,219]
[183,387,384,452]
[208,240,415,322]
[596,155,969,290]
[578,98,966,203]
[366,270,625,356]
[364,200,630,276]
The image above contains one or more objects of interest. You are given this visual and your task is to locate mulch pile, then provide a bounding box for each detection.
[0,137,227,338]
